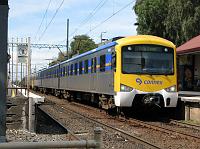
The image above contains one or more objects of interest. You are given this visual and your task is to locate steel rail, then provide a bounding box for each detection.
[33,92,200,142]
[47,101,161,149]
[127,118,200,140]
[170,119,200,131]
[68,99,200,140]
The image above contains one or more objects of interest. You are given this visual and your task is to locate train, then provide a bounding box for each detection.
[31,35,178,113]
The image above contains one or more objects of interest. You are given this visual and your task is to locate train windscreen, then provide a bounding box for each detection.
[122,44,174,75]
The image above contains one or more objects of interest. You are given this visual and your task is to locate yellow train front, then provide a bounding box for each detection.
[114,35,178,109]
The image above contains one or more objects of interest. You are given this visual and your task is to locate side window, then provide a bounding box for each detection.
[84,60,88,74]
[68,66,70,76]
[75,63,78,75]
[60,68,62,77]
[79,61,82,75]
[65,66,68,76]
[91,58,94,73]
[100,55,105,72]
[63,67,65,77]
[70,64,73,76]
[94,57,97,73]
[57,69,59,77]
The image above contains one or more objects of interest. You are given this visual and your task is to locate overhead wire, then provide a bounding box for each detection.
[34,0,52,41]
[38,0,65,41]
[70,0,108,37]
[58,0,108,44]
[86,0,135,35]
[58,0,135,44]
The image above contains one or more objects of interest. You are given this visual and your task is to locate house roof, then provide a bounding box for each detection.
[177,35,200,55]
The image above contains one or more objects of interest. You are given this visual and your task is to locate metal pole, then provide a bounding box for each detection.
[25,63,27,95]
[27,37,32,132]
[21,63,22,93]
[66,18,69,60]
[8,47,10,81]
[94,127,103,149]
[27,37,31,97]
[16,38,19,86]
[22,64,24,87]
[0,140,97,149]
[0,0,8,142]
[12,38,14,86]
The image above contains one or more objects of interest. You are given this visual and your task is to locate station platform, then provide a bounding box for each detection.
[178,91,200,123]
[20,89,44,104]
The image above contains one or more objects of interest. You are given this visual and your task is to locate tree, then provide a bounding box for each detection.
[134,0,168,38]
[134,0,200,46]
[49,35,97,66]
[70,35,97,56]
[165,0,200,45]
[49,52,66,66]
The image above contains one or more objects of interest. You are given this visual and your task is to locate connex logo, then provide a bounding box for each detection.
[136,78,142,85]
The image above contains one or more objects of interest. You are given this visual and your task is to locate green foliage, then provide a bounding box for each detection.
[49,35,97,66]
[134,0,200,46]
[49,52,67,66]
[134,0,168,37]
[70,35,97,56]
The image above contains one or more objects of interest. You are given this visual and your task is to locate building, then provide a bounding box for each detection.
[177,35,200,122]
[177,35,200,92]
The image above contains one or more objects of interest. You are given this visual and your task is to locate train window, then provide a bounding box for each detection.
[94,57,97,73]
[84,60,88,74]
[63,67,65,77]
[75,63,78,75]
[100,55,105,72]
[91,58,94,73]
[68,65,70,76]
[79,61,82,75]
[65,66,68,76]
[59,68,61,77]
[70,64,73,76]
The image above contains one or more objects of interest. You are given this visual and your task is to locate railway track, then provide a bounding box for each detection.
[126,118,200,140]
[66,100,200,141]
[33,91,200,148]
[39,99,161,149]
[169,119,200,131]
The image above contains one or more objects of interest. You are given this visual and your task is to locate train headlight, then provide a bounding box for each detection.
[120,84,133,92]
[165,85,176,92]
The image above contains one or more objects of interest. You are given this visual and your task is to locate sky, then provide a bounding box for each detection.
[8,0,137,73]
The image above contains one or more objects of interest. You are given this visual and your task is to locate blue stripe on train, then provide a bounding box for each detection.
[105,54,112,71]
[88,59,91,73]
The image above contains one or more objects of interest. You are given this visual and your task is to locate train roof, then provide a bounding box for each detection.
[41,41,117,71]
[116,35,176,48]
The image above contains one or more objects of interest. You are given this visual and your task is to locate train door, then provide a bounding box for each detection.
[58,65,60,89]
[91,57,97,91]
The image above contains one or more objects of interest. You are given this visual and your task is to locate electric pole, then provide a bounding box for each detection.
[66,19,69,60]
[0,0,9,142]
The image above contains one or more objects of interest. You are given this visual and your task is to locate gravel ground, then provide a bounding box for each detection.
[41,95,200,149]
[39,104,139,149]
[6,129,68,142]
[12,91,199,149]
